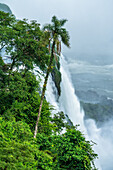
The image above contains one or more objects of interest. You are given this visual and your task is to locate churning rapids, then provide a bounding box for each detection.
[45,54,113,170]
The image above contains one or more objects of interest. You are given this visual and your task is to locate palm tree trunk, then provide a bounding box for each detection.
[49,40,50,53]
[34,40,55,138]
[10,58,15,71]
[60,42,61,55]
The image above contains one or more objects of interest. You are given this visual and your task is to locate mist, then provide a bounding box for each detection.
[85,119,113,170]
[1,1,113,169]
[1,0,113,64]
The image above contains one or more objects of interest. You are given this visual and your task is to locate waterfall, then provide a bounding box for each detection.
[59,54,86,133]
[85,119,113,170]
[46,54,86,132]
[2,47,113,169]
[2,46,113,169]
[45,54,113,170]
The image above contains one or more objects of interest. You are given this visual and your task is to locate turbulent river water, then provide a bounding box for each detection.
[45,54,113,170]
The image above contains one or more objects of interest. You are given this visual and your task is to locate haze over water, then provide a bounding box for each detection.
[1,1,113,169]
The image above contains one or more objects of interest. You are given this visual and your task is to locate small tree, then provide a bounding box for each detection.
[34,16,70,138]
[0,11,49,72]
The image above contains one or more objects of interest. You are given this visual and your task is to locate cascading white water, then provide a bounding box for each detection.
[59,54,86,133]
[59,55,101,169]
[45,54,113,170]
[34,66,60,116]
[2,44,113,169]
[3,47,113,169]
[46,76,60,115]
[85,119,113,170]
[45,54,100,169]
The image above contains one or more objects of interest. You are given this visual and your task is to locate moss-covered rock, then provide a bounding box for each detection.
[51,54,61,96]
[51,67,61,96]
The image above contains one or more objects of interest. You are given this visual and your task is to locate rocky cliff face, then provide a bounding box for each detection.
[0,3,12,14]
[80,93,113,126]
[68,58,113,125]
[51,67,61,96]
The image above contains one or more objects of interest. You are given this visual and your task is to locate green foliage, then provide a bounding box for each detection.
[0,11,49,71]
[0,117,33,141]
[0,11,98,170]
[0,11,16,51]
[0,71,52,135]
[36,129,97,170]
[52,129,97,170]
[0,138,53,170]
[34,15,70,137]
[51,111,69,133]
[0,57,8,89]
[43,16,70,48]
[0,118,53,170]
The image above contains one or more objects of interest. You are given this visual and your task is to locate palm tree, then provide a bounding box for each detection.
[34,16,70,138]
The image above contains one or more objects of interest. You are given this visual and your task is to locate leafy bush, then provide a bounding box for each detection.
[52,129,97,169]
[0,11,98,170]
[36,129,98,170]
[0,139,53,170]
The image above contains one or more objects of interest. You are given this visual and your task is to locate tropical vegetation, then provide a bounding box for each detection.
[34,15,70,138]
[0,11,98,169]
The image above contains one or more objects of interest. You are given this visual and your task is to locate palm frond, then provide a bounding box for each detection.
[43,24,53,32]
[51,16,57,24]
[60,19,68,26]
[60,28,70,47]
[43,16,70,52]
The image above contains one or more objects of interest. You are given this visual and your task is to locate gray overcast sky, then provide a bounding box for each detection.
[1,0,113,64]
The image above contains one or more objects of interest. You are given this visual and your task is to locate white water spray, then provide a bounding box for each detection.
[45,54,113,170]
[85,119,113,170]
[59,54,86,133]
[3,46,113,169]
[3,48,113,169]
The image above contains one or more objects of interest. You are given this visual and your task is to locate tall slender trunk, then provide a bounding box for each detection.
[34,41,55,138]
[10,56,17,71]
[49,40,50,53]
[60,42,61,55]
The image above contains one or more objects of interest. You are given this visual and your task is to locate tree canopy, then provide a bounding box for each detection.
[0,11,50,72]
[34,15,70,138]
[0,11,98,170]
